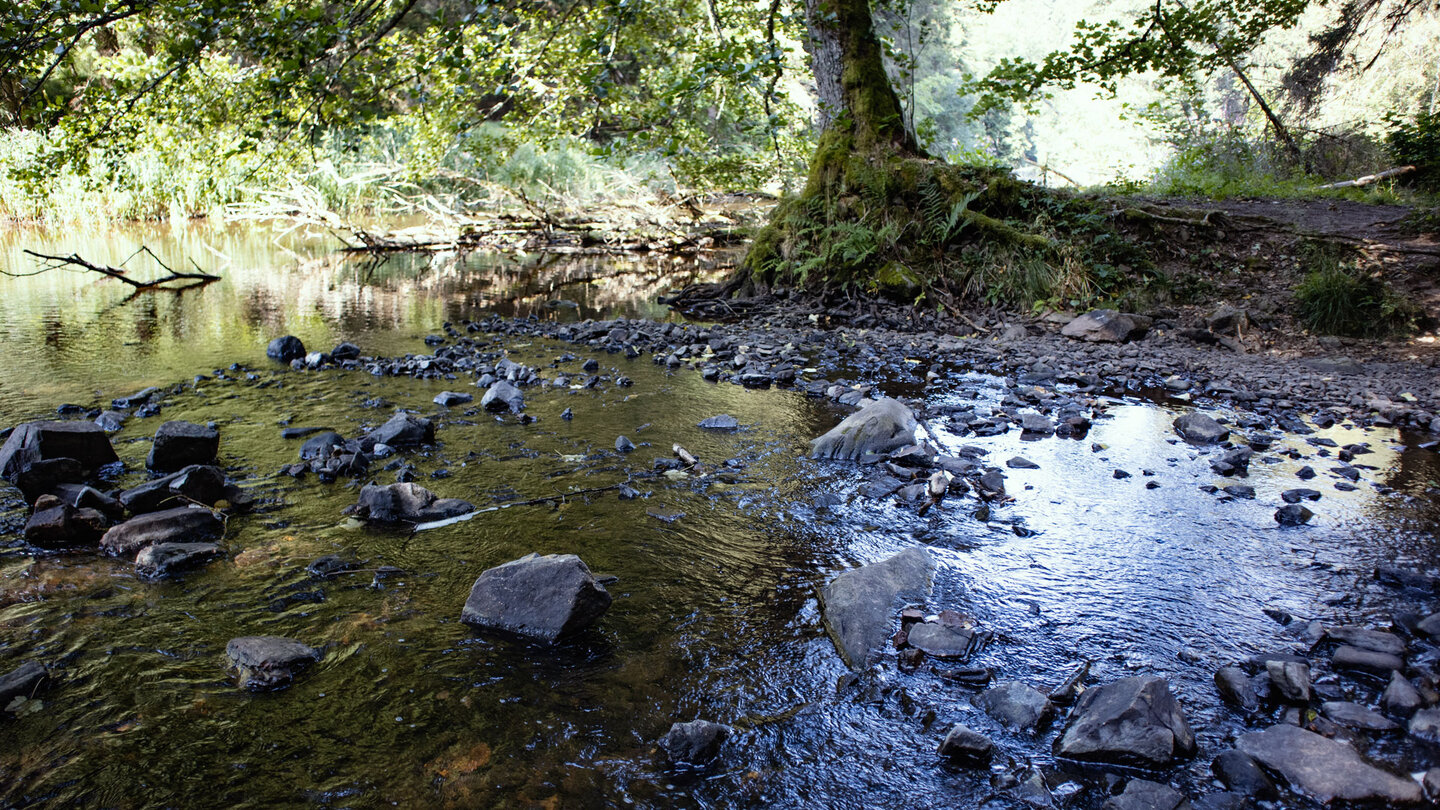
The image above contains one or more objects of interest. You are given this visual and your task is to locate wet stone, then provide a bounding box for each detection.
[1237,724,1422,804]
[459,553,612,643]
[1266,660,1312,704]
[1275,504,1313,526]
[0,661,48,708]
[1322,701,1399,731]
[1214,667,1259,712]
[345,483,473,524]
[1211,749,1278,799]
[226,636,321,691]
[135,542,224,579]
[1325,626,1406,656]
[433,391,472,407]
[1410,708,1440,743]
[100,506,224,557]
[615,435,635,453]
[937,723,993,766]
[906,622,973,658]
[1383,671,1423,716]
[1102,779,1188,810]
[658,719,729,765]
[818,547,934,670]
[1282,488,1322,503]
[365,412,434,448]
[1057,676,1196,768]
[974,682,1053,732]
[1333,645,1403,678]
[697,414,739,430]
[480,380,525,413]
[1007,456,1040,469]
[810,398,918,461]
[147,420,219,472]
[0,420,119,480]
[1173,413,1229,445]
[266,335,306,362]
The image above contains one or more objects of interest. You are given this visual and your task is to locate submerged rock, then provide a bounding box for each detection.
[658,719,730,765]
[135,542,224,579]
[818,546,934,669]
[345,483,473,524]
[433,391,473,407]
[0,420,119,480]
[226,636,321,690]
[119,464,229,514]
[0,660,48,708]
[147,420,219,472]
[1236,724,1422,804]
[810,398,918,461]
[100,506,224,557]
[697,414,740,430]
[459,553,612,643]
[1057,676,1195,768]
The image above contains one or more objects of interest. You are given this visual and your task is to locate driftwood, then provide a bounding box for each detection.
[1314,166,1415,190]
[16,247,220,290]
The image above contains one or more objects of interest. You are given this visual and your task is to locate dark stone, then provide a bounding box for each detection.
[307,555,359,580]
[658,719,730,765]
[300,431,346,460]
[906,622,973,658]
[974,682,1053,731]
[100,506,224,557]
[1275,504,1313,526]
[1296,465,1316,480]
[24,498,104,548]
[697,414,740,430]
[615,435,635,453]
[94,411,127,432]
[13,457,84,503]
[267,335,306,362]
[50,483,123,517]
[818,547,934,669]
[1410,708,1440,743]
[1103,779,1189,810]
[810,398,918,461]
[119,464,227,514]
[1007,456,1040,469]
[365,413,434,448]
[1281,488,1322,503]
[0,661,48,707]
[480,381,525,413]
[1236,724,1422,804]
[1266,660,1312,703]
[134,542,224,579]
[1383,671,1423,716]
[1333,645,1403,677]
[330,342,361,360]
[147,420,219,472]
[1211,749,1278,799]
[459,553,612,643]
[433,391,473,407]
[226,636,321,690]
[1057,676,1196,768]
[1324,625,1405,656]
[1222,485,1254,498]
[1211,447,1253,477]
[1322,701,1399,731]
[0,420,119,480]
[1215,666,1259,711]
[345,483,473,524]
[938,723,993,765]
[1173,413,1229,445]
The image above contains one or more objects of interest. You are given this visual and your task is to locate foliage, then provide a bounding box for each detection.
[1385,109,1440,191]
[1293,242,1416,337]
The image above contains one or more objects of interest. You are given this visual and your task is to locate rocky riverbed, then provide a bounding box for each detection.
[1,301,1439,807]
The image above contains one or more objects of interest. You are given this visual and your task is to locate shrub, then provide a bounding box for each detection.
[1293,244,1416,337]
[1384,109,1440,191]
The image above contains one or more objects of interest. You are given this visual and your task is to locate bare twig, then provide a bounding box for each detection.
[16,249,220,289]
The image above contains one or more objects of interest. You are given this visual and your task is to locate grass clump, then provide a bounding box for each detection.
[1293,243,1416,337]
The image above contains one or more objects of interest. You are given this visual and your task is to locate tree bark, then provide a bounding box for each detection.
[801,0,919,154]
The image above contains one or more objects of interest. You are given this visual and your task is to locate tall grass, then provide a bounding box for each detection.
[1293,243,1416,337]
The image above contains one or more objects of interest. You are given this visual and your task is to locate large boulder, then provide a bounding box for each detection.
[1061,310,1151,343]
[100,506,224,557]
[364,413,434,448]
[459,553,612,643]
[1057,676,1196,768]
[266,335,306,362]
[0,420,119,481]
[147,421,219,472]
[344,483,473,524]
[226,636,321,690]
[1236,724,1422,805]
[818,546,934,669]
[810,398,918,461]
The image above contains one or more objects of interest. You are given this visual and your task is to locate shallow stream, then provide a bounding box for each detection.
[1,223,1439,808]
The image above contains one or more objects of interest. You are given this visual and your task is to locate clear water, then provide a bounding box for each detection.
[1,223,1438,808]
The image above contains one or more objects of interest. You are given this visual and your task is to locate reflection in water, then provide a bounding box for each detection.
[0,221,730,419]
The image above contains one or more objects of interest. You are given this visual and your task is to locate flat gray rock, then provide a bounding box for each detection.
[818,547,933,669]
[1321,701,1399,731]
[1103,779,1189,810]
[697,414,739,430]
[460,553,612,643]
[974,682,1053,731]
[364,412,434,447]
[810,398,918,461]
[1236,724,1422,804]
[1173,413,1229,444]
[100,506,224,557]
[1057,676,1195,768]
[906,622,973,658]
[226,636,321,690]
[1061,309,1150,343]
[938,723,993,765]
[345,482,473,524]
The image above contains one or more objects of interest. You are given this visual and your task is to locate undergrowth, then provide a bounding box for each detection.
[1293,242,1417,337]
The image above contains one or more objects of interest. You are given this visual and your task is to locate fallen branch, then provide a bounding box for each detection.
[16,248,220,289]
[1314,165,1415,190]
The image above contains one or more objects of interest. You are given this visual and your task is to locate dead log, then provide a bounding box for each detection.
[1314,166,1415,190]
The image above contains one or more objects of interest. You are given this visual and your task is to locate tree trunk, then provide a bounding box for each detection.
[800,0,919,155]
